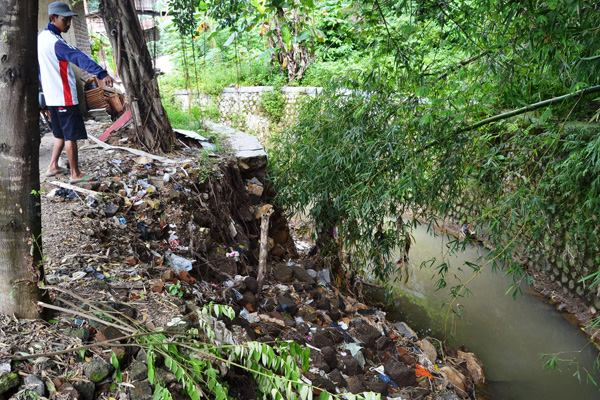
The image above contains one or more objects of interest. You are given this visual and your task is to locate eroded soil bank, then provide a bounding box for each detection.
[0,122,482,400]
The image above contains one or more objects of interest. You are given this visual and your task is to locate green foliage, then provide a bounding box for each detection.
[261,89,285,123]
[111,351,123,382]
[89,31,116,73]
[270,71,450,280]
[140,303,381,400]
[166,281,184,298]
[270,62,600,297]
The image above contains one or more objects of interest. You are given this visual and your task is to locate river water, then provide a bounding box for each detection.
[384,223,600,399]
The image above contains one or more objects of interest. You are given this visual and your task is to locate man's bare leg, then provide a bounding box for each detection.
[64,140,87,181]
[46,138,66,175]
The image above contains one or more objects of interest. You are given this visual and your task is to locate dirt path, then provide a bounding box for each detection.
[39,131,55,172]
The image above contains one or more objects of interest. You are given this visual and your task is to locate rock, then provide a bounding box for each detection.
[156,367,178,384]
[276,295,298,316]
[72,380,95,400]
[239,291,257,310]
[24,374,46,397]
[396,346,416,365]
[312,331,334,349]
[60,382,82,399]
[151,281,164,293]
[96,326,125,343]
[316,296,331,311]
[457,350,485,385]
[245,276,258,293]
[439,366,467,392]
[355,323,381,349]
[273,263,294,283]
[367,380,388,396]
[326,328,344,344]
[309,351,331,373]
[312,376,336,393]
[62,328,90,342]
[298,305,317,323]
[393,322,417,340]
[212,257,237,278]
[264,297,276,312]
[328,307,341,322]
[162,270,176,281]
[310,289,322,300]
[384,360,416,387]
[129,360,148,382]
[296,322,310,335]
[289,264,316,284]
[129,381,153,400]
[321,346,338,369]
[271,245,286,258]
[106,347,127,368]
[83,359,112,383]
[376,335,392,351]
[283,317,296,327]
[328,369,347,388]
[104,205,119,218]
[341,356,361,376]
[293,282,304,292]
[346,376,367,393]
[136,348,163,366]
[418,339,437,362]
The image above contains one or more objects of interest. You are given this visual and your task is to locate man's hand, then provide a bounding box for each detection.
[101,75,115,87]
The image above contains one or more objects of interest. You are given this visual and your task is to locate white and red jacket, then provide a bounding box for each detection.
[38,23,107,107]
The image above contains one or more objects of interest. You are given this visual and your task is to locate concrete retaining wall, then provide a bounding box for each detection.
[174,86,323,141]
[444,193,600,308]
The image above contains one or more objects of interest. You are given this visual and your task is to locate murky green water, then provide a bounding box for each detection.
[385,223,600,400]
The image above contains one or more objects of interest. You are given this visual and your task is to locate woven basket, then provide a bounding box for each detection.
[85,87,108,110]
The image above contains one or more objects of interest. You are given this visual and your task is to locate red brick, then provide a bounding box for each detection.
[178,270,196,285]
[152,282,164,293]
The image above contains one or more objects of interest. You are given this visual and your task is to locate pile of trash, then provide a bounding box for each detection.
[210,259,486,399]
[0,124,485,400]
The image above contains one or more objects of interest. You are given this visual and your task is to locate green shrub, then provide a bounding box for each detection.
[261,89,285,123]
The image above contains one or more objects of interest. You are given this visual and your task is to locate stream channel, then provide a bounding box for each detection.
[381,223,600,399]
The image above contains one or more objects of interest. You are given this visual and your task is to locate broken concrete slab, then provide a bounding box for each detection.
[202,120,267,172]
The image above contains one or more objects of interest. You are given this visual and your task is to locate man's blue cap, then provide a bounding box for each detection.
[48,2,78,17]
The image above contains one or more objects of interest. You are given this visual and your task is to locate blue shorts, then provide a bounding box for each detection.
[48,105,88,141]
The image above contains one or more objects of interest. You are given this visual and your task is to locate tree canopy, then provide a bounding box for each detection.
[269,0,600,294]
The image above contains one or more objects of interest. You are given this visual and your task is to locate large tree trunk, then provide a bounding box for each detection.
[0,0,45,318]
[100,0,174,153]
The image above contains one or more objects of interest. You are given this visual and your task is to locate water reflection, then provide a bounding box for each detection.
[385,223,600,400]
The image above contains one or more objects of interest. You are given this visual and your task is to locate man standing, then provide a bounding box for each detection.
[38,1,114,183]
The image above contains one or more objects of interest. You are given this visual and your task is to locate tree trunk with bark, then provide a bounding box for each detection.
[100,0,174,153]
[270,8,316,83]
[0,0,45,318]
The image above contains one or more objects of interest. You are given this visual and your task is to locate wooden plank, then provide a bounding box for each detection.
[98,109,132,142]
[87,135,179,164]
[49,181,103,197]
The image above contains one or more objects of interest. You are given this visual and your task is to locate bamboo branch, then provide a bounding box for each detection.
[437,51,490,81]
[37,301,137,334]
[463,85,600,132]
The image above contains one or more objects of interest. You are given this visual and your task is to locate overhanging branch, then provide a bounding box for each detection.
[463,85,600,132]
